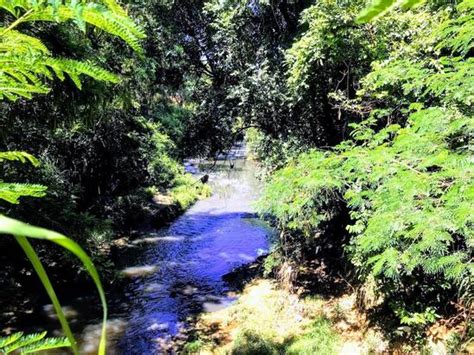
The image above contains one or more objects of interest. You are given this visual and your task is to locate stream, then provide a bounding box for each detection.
[81,146,272,354]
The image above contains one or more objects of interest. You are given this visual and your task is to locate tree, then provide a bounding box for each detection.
[0,1,144,353]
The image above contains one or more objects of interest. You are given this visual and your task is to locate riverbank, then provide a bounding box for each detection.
[111,176,212,249]
[179,252,389,355]
[185,278,382,354]
[182,256,472,354]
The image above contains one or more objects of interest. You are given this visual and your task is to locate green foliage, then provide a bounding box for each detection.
[259,0,473,321]
[261,110,472,285]
[183,339,204,354]
[170,174,212,210]
[357,0,425,23]
[0,152,47,203]
[0,0,145,101]
[0,331,70,354]
[246,128,307,176]
[0,151,46,204]
[0,182,47,204]
[286,0,365,93]
[0,215,108,354]
[0,151,39,166]
[0,0,144,353]
[263,251,283,277]
[397,306,439,326]
[392,304,440,343]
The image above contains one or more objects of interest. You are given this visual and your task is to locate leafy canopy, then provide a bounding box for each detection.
[259,0,473,303]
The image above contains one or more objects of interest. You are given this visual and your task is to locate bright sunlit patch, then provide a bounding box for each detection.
[121,265,158,278]
[131,236,184,245]
[147,322,169,331]
[238,253,255,261]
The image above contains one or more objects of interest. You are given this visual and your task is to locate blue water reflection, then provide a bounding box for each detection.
[119,157,271,354]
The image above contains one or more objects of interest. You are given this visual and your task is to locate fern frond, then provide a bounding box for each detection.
[0,332,70,354]
[0,151,40,166]
[0,29,49,54]
[0,1,146,52]
[21,335,71,354]
[0,53,119,100]
[100,0,127,16]
[1,332,47,353]
[0,182,48,204]
[44,57,120,87]
[0,1,145,100]
[0,332,23,349]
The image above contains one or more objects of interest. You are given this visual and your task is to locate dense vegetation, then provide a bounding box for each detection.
[255,0,473,349]
[0,0,472,352]
[170,0,472,349]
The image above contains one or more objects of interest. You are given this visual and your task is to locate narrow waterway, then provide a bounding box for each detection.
[107,148,271,353]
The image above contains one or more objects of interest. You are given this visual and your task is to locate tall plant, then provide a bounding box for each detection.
[259,0,473,324]
[0,1,144,354]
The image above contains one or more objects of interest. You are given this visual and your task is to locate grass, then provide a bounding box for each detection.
[286,317,340,354]
[229,316,339,355]
[189,280,341,354]
[170,174,212,210]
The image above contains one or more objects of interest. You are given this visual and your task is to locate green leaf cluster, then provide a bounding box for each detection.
[0,0,145,100]
[0,331,70,354]
[259,0,473,304]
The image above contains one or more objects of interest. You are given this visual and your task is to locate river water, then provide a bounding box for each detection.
[88,148,272,354]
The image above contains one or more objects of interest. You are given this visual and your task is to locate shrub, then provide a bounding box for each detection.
[259,0,473,326]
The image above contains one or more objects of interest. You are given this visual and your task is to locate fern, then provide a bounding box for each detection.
[0,1,143,353]
[0,332,70,354]
[0,333,23,349]
[0,182,47,204]
[0,151,40,166]
[0,0,145,100]
[0,151,47,204]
